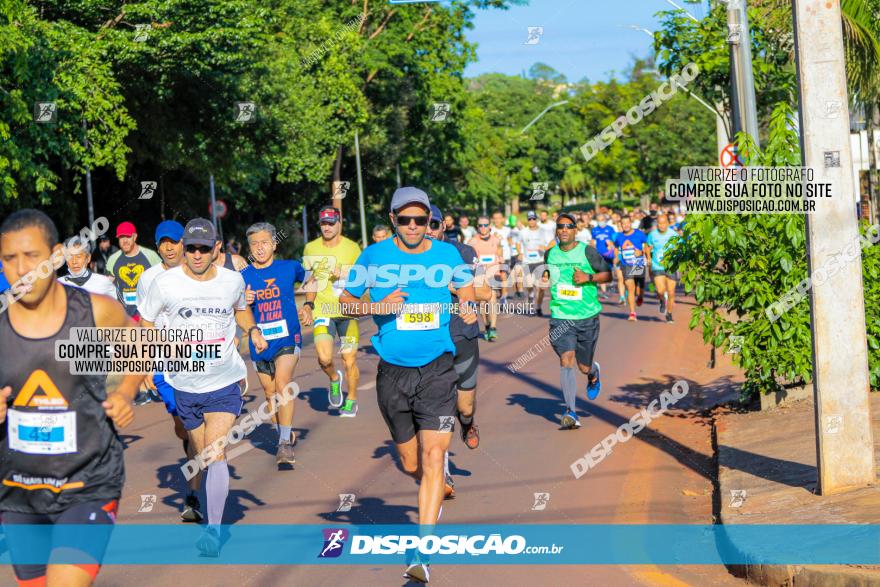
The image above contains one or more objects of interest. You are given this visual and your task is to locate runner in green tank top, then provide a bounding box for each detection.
[536,212,612,429]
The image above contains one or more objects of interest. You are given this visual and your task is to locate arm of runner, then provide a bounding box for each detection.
[295,262,314,326]
[231,254,248,272]
[0,386,12,424]
[235,307,267,353]
[92,294,143,428]
[245,284,255,305]
[585,246,613,284]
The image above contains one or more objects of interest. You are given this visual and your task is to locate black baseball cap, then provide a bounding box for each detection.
[183,218,217,247]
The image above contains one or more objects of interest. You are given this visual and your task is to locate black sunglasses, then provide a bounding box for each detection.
[556,223,576,230]
[185,244,213,254]
[396,215,429,227]
[429,220,443,229]
[477,223,490,227]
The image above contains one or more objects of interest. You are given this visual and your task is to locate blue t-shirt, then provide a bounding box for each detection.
[345,238,473,367]
[613,230,648,267]
[647,228,679,271]
[591,225,616,259]
[0,262,10,293]
[241,259,306,361]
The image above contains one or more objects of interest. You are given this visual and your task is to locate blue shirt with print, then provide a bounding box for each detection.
[344,238,473,367]
[613,230,648,267]
[591,225,616,259]
[241,260,306,361]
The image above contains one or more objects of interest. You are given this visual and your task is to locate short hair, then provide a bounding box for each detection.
[477,215,489,223]
[246,222,277,241]
[0,209,59,248]
[64,236,92,255]
[372,224,389,235]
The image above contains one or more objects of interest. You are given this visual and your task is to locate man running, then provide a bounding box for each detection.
[372,225,390,243]
[136,220,205,522]
[302,206,362,416]
[106,221,161,319]
[213,235,248,271]
[646,213,680,324]
[467,216,502,342]
[521,211,551,311]
[242,222,315,464]
[0,209,144,587]
[611,216,648,321]
[490,211,513,305]
[139,218,268,556]
[536,212,611,428]
[339,187,477,584]
[59,237,117,298]
[590,214,616,301]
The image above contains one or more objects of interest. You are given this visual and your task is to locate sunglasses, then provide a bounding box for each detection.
[429,220,443,230]
[185,244,213,254]
[556,223,576,230]
[396,215,429,227]
[478,223,490,228]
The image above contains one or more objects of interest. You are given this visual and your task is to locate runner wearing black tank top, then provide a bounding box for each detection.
[0,209,144,587]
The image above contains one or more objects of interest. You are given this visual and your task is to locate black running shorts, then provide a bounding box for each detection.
[453,336,480,391]
[549,316,600,368]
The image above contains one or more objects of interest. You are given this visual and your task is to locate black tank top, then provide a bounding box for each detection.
[0,285,124,514]
[223,252,236,271]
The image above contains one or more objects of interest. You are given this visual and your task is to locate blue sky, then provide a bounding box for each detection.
[463,0,710,82]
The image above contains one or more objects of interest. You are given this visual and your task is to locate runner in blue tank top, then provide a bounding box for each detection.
[241,222,316,466]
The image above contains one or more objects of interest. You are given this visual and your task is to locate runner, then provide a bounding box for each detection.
[139,218,268,556]
[508,215,525,299]
[490,211,513,305]
[372,224,390,243]
[590,214,616,301]
[442,215,461,243]
[105,221,161,319]
[59,237,117,298]
[135,220,205,522]
[0,209,144,587]
[339,187,477,583]
[302,206,362,416]
[646,213,680,324]
[459,215,476,242]
[428,205,492,456]
[535,212,611,429]
[610,216,648,321]
[242,222,315,464]
[538,209,555,243]
[213,235,248,271]
[92,235,117,276]
[467,215,502,342]
[521,211,552,313]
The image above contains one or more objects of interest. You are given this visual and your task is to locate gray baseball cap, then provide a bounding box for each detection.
[390,186,431,213]
[183,218,217,247]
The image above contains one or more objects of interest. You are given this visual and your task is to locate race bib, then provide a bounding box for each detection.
[331,278,346,298]
[479,255,495,265]
[556,284,583,301]
[123,290,138,306]
[525,250,541,262]
[259,319,290,341]
[313,317,330,328]
[8,410,77,455]
[396,304,440,331]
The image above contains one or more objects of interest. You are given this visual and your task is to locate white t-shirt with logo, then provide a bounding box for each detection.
[521,227,548,264]
[139,265,247,393]
[136,264,168,328]
[491,225,512,260]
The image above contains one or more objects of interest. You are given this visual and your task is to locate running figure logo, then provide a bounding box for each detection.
[531,492,550,511]
[138,494,157,513]
[337,494,355,512]
[234,102,257,123]
[727,23,742,43]
[140,181,157,200]
[438,416,455,433]
[34,102,57,123]
[729,490,747,508]
[431,102,451,122]
[530,182,548,201]
[332,181,350,200]
[318,528,349,558]
[524,26,544,45]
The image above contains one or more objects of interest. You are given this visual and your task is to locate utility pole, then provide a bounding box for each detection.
[82,120,95,226]
[727,0,760,145]
[354,131,368,248]
[792,0,875,494]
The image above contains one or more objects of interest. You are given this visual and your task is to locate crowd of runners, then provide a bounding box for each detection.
[0,190,684,585]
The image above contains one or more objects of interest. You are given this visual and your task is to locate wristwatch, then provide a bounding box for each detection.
[247,325,261,338]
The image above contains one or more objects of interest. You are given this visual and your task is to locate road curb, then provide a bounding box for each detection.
[712,414,880,587]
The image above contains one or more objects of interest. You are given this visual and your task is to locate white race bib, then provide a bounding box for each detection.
[479,255,495,265]
[259,319,290,341]
[8,410,77,455]
[396,303,440,331]
[313,317,330,328]
[123,291,138,305]
[525,250,541,262]
[555,283,583,301]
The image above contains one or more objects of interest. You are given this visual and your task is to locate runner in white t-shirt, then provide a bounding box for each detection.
[58,237,117,298]
[491,211,513,305]
[140,218,267,557]
[538,210,556,244]
[521,212,553,310]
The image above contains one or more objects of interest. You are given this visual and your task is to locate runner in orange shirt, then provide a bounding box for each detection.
[467,215,503,341]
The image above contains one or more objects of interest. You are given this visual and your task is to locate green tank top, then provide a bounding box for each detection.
[547,242,602,320]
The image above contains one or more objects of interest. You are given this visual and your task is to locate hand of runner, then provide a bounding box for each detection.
[572,268,590,285]
[252,329,269,353]
[144,372,157,391]
[299,304,313,326]
[375,288,408,315]
[0,386,11,424]
[102,391,134,429]
[460,301,478,325]
[245,285,255,305]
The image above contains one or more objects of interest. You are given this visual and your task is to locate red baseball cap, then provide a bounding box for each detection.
[116,221,137,237]
[319,207,340,224]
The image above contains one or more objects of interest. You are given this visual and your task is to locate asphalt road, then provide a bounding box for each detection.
[88,291,745,586]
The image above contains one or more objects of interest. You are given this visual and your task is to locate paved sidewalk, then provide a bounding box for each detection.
[716,394,880,586]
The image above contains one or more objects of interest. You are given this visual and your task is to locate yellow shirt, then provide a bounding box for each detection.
[302,236,362,318]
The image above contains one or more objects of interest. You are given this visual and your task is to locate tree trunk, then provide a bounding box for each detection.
[332,144,344,212]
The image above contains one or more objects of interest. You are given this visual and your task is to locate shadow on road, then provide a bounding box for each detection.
[318,496,418,525]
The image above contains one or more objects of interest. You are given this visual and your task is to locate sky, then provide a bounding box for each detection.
[463,0,711,82]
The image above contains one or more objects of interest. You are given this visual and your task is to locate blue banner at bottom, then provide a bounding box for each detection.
[1,524,879,565]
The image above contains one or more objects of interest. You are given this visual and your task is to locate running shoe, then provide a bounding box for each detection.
[133,390,152,406]
[628,312,637,322]
[328,369,344,408]
[618,294,626,305]
[147,388,162,403]
[444,473,456,500]
[404,563,430,583]
[515,291,523,299]
[181,494,203,523]
[666,312,674,323]
[636,292,644,306]
[586,362,601,400]
[196,526,221,557]
[461,422,480,449]
[659,297,666,315]
[276,440,296,465]
[339,399,358,418]
[485,328,497,342]
[561,410,580,429]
